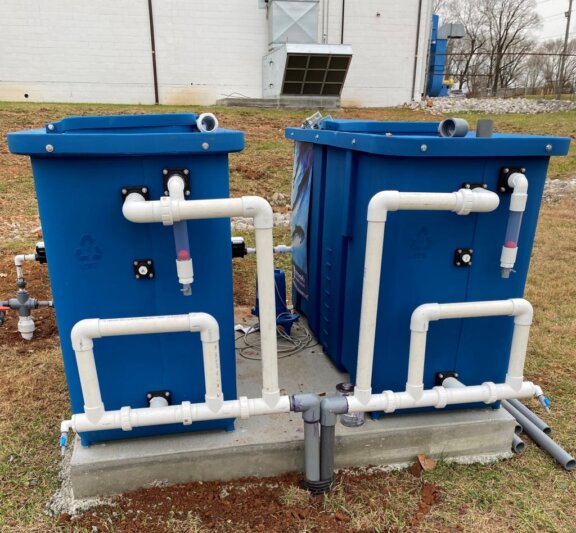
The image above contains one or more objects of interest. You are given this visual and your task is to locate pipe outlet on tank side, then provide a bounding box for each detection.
[167,173,194,295]
[500,172,528,278]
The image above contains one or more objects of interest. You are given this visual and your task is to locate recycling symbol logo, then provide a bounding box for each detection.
[75,235,103,269]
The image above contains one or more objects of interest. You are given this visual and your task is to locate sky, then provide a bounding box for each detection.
[536,0,574,41]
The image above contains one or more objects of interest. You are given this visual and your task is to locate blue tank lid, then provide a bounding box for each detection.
[286,120,570,157]
[7,113,244,156]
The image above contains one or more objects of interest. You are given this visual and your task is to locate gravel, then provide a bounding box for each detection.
[543,178,576,203]
[231,213,290,231]
[46,448,109,518]
[405,97,576,115]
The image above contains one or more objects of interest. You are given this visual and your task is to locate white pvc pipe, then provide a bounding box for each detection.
[167,175,194,294]
[347,381,543,414]
[247,245,292,255]
[196,112,219,133]
[500,172,528,276]
[14,253,36,280]
[406,299,533,399]
[123,195,274,230]
[254,227,279,402]
[123,193,280,406]
[66,395,292,433]
[355,188,500,404]
[508,173,528,212]
[70,313,223,423]
[167,175,185,201]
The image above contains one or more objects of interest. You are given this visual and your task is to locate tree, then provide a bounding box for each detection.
[433,0,541,96]
[479,0,540,95]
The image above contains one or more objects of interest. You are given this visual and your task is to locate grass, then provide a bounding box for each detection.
[0,101,575,532]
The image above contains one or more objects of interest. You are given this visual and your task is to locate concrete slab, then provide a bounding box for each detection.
[216,96,341,110]
[70,328,517,498]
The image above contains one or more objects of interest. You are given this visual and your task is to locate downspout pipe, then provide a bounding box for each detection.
[291,394,321,489]
[123,193,280,408]
[340,0,345,44]
[410,0,424,101]
[355,188,500,405]
[147,0,160,104]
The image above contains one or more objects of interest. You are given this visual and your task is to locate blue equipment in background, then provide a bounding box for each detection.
[253,268,299,334]
[427,15,465,97]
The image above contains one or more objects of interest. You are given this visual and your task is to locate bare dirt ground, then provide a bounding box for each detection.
[67,469,444,533]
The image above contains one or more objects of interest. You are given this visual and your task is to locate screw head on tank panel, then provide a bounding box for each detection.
[133,259,155,279]
[454,248,474,267]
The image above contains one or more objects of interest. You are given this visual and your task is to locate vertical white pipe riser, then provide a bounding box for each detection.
[202,340,224,410]
[355,221,385,403]
[506,324,530,390]
[75,347,105,423]
[406,330,427,399]
[255,228,280,404]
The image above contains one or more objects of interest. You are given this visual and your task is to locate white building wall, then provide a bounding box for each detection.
[0,0,154,104]
[0,0,432,107]
[326,0,432,107]
[153,1,268,105]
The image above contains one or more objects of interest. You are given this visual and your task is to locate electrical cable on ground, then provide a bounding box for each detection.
[235,316,317,361]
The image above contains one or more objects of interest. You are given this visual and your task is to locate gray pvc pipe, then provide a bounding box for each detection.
[475,119,494,138]
[508,398,551,435]
[438,118,469,137]
[317,396,348,488]
[291,394,321,487]
[304,421,320,482]
[502,400,575,471]
[320,424,336,482]
[512,433,526,453]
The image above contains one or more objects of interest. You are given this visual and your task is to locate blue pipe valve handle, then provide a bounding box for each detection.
[538,394,551,414]
[59,432,68,456]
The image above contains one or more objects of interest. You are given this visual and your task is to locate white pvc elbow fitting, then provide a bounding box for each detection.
[196,113,219,133]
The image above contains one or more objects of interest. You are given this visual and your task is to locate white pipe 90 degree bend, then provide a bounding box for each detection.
[410,298,533,333]
[367,188,500,222]
[508,172,528,212]
[122,193,274,230]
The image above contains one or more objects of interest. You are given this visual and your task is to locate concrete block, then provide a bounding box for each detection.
[70,340,517,498]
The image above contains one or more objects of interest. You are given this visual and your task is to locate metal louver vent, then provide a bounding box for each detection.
[282,53,352,96]
[263,43,353,100]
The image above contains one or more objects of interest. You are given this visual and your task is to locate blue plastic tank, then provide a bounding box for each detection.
[8,114,244,445]
[286,120,569,403]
